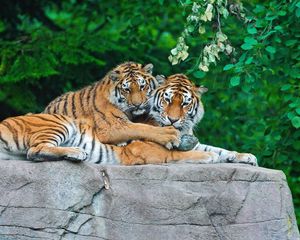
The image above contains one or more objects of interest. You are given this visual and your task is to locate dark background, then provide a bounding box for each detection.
[0,0,299,226]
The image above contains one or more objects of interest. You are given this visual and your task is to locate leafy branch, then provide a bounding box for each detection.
[169,0,248,72]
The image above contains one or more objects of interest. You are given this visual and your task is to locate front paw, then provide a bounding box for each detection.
[165,139,180,150]
[159,126,180,149]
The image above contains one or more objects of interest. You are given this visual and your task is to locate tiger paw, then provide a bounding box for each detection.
[64,148,88,162]
[219,151,238,163]
[165,140,180,150]
[158,126,180,149]
[235,153,258,166]
[177,134,199,151]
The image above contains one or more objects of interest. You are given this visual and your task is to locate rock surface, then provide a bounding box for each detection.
[0,160,299,240]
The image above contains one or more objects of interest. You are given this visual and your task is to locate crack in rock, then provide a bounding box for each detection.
[60,185,105,238]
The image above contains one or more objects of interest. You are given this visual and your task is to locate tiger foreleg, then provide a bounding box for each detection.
[27,145,88,162]
[99,123,180,149]
[229,152,258,166]
[116,141,219,165]
[193,143,258,166]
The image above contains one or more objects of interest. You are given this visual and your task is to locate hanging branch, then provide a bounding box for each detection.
[169,0,247,72]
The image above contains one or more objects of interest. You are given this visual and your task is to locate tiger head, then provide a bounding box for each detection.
[109,62,158,116]
[150,74,208,134]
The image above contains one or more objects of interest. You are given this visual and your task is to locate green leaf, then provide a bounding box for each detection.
[244,37,258,45]
[290,102,300,108]
[281,84,291,91]
[285,40,297,46]
[241,43,253,50]
[296,108,300,115]
[284,94,293,103]
[220,7,229,18]
[274,37,282,43]
[255,19,266,28]
[233,67,243,73]
[193,71,206,78]
[291,116,300,128]
[289,68,300,78]
[274,25,283,31]
[230,76,240,87]
[223,64,234,71]
[253,5,265,13]
[259,30,276,40]
[244,37,257,45]
[245,57,253,65]
[296,8,300,18]
[242,84,251,92]
[266,46,276,54]
[187,25,195,32]
[278,10,287,16]
[239,53,247,62]
[265,15,277,21]
[262,149,273,156]
[288,112,296,120]
[247,26,257,34]
[245,75,255,83]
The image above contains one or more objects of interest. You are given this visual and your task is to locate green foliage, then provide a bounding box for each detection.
[178,0,300,226]
[0,0,183,116]
[0,0,299,227]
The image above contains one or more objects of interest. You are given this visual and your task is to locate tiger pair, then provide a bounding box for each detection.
[0,62,257,165]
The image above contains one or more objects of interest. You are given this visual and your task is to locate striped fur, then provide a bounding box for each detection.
[150,74,207,135]
[0,114,219,165]
[150,74,258,166]
[43,62,183,148]
[44,62,157,119]
[0,114,119,164]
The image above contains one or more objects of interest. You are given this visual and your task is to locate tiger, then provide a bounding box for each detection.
[149,74,258,166]
[43,61,180,149]
[0,113,219,165]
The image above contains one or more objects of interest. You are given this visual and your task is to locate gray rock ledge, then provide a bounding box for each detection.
[0,160,299,240]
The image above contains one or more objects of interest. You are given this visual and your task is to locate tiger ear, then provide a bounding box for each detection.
[195,85,208,95]
[155,75,166,85]
[143,63,154,74]
[109,70,120,81]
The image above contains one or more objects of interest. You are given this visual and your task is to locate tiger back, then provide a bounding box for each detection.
[44,62,156,119]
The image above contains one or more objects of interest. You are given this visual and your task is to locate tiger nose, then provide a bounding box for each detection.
[133,102,142,108]
[168,116,179,124]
